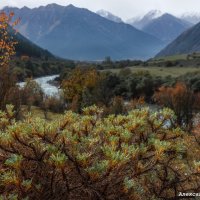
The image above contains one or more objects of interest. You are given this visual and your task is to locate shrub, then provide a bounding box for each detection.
[20,79,44,111]
[41,96,65,114]
[0,106,199,199]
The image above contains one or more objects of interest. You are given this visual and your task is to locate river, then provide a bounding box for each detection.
[18,75,60,96]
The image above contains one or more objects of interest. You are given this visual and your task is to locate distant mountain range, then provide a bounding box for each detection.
[3,4,164,60]
[156,22,200,57]
[4,4,199,60]
[96,10,123,23]
[126,11,193,44]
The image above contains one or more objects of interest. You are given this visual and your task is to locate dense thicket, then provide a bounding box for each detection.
[60,68,171,110]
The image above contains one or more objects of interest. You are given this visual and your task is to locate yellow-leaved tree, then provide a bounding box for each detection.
[61,68,103,112]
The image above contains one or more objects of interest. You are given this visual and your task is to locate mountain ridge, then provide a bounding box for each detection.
[142,13,192,43]
[156,22,200,57]
[3,4,164,60]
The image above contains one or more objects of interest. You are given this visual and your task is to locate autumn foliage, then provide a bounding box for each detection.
[62,68,102,100]
[154,82,200,130]
[0,11,19,67]
[0,11,21,113]
[61,68,105,112]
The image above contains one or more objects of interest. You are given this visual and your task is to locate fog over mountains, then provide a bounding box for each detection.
[180,12,200,24]
[126,10,200,27]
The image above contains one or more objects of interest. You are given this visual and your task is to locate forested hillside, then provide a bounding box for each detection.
[14,31,54,58]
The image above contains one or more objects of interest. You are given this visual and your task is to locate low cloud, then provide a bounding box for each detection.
[1,0,200,20]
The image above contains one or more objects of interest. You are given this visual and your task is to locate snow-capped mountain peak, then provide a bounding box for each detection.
[146,10,162,19]
[126,10,163,29]
[96,9,123,23]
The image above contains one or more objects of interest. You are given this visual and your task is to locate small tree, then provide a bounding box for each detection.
[21,79,44,111]
[61,68,103,111]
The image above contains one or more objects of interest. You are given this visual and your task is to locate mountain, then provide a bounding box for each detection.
[156,22,200,57]
[96,10,123,23]
[126,10,162,29]
[3,4,164,60]
[142,13,192,43]
[180,12,200,24]
[10,29,54,58]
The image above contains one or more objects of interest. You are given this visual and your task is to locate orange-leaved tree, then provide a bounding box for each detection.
[0,11,19,67]
[154,82,200,130]
[0,11,20,113]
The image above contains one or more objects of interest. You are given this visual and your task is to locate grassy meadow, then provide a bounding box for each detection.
[104,66,200,77]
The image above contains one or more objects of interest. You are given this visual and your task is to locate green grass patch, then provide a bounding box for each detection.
[103,66,200,77]
[152,54,188,62]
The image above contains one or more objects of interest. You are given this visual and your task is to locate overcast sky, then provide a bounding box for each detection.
[1,0,200,20]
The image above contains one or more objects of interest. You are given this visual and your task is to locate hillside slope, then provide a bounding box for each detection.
[156,22,200,57]
[13,31,54,58]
